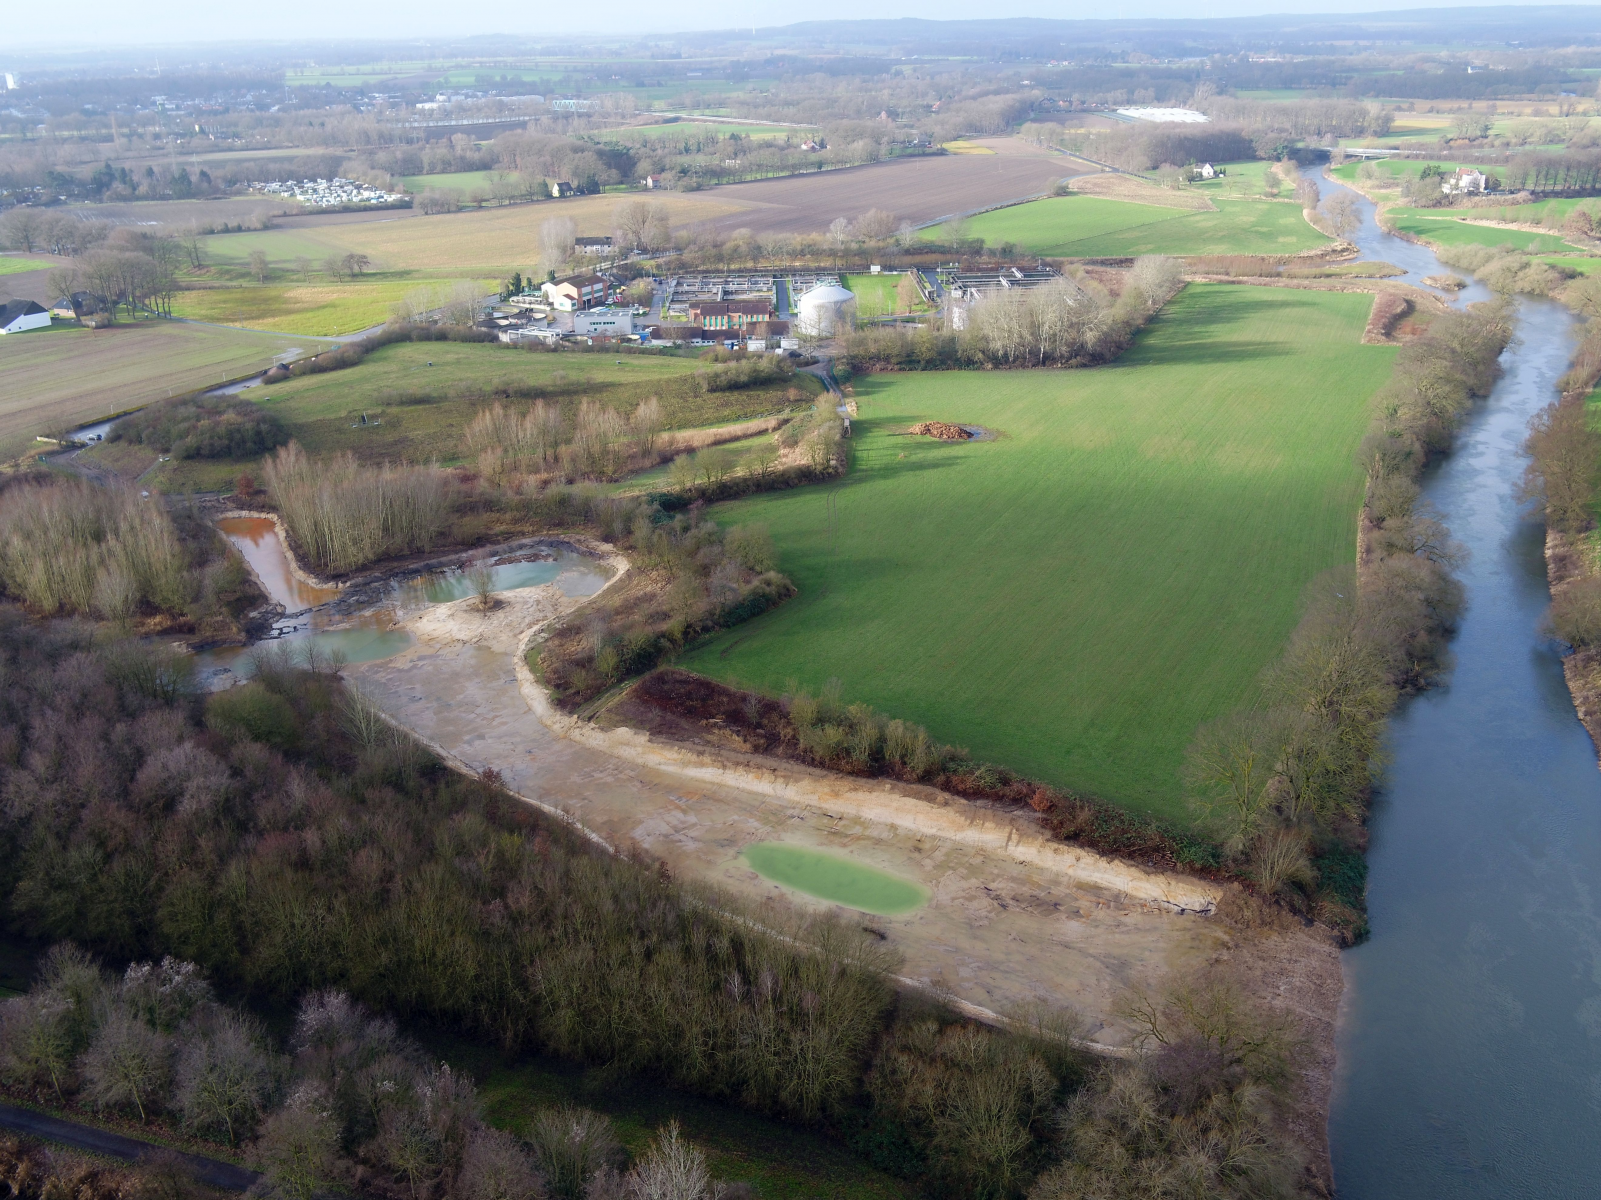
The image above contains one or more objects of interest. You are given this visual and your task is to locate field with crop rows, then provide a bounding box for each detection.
[0,321,306,462]
[146,341,821,491]
[944,194,1329,257]
[680,284,1393,819]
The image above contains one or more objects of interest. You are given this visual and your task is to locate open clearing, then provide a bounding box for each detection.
[0,321,305,461]
[945,193,1330,257]
[143,341,820,490]
[399,171,514,194]
[0,255,52,277]
[842,272,921,315]
[679,284,1393,820]
[170,276,495,335]
[1384,208,1580,253]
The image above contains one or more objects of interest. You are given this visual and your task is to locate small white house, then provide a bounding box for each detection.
[1196,162,1217,180]
[575,236,613,256]
[1442,168,1488,195]
[0,300,49,334]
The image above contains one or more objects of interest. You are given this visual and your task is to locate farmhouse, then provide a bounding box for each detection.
[50,292,105,321]
[575,236,614,256]
[689,299,773,330]
[1442,167,1488,195]
[1196,163,1217,179]
[0,300,50,334]
[542,274,611,311]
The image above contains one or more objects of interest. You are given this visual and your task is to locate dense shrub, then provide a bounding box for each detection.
[1523,390,1601,534]
[0,477,190,619]
[111,394,288,460]
[264,442,450,574]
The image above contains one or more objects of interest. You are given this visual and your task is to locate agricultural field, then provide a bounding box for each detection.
[1383,208,1581,253]
[698,137,1081,237]
[139,341,820,491]
[942,194,1329,257]
[680,284,1394,819]
[171,276,496,336]
[0,320,305,462]
[203,192,743,273]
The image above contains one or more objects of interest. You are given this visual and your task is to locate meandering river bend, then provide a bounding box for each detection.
[1312,166,1601,1196]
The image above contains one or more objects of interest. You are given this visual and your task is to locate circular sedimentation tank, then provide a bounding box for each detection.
[795,283,857,337]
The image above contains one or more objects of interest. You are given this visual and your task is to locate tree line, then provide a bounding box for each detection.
[1181,302,1513,937]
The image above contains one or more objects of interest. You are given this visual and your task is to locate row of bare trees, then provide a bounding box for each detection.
[264,442,450,574]
[465,398,665,485]
[1184,303,1514,916]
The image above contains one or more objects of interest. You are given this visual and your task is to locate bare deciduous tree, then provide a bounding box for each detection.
[248,250,269,284]
[80,1009,173,1122]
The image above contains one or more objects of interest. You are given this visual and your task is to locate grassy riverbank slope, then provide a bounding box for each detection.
[681,284,1394,820]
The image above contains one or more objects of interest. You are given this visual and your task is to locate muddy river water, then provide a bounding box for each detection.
[1309,168,1601,1195]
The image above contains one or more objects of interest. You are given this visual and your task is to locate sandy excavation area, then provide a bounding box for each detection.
[347,562,1337,1058]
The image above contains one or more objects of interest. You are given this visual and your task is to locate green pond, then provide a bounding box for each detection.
[740,843,929,915]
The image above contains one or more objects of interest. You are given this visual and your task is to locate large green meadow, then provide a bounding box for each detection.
[681,284,1393,819]
[940,194,1329,257]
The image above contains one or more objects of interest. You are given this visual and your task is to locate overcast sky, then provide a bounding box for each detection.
[5,0,1592,51]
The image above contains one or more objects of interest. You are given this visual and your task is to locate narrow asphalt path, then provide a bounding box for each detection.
[0,1102,261,1192]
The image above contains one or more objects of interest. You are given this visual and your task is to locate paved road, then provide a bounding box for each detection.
[0,1102,261,1192]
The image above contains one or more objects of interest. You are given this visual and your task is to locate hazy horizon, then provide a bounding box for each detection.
[8,0,1601,52]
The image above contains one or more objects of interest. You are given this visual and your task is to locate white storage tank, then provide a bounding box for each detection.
[796,283,857,337]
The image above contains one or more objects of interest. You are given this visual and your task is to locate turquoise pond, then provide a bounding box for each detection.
[740,843,929,915]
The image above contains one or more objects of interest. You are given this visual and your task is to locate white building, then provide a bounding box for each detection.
[1196,162,1217,179]
[1441,168,1489,196]
[573,307,634,337]
[795,283,857,337]
[0,300,49,334]
[575,236,613,256]
[1116,107,1209,123]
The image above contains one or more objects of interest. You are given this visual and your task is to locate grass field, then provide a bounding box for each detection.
[146,342,820,491]
[171,277,496,335]
[0,254,50,276]
[0,321,306,462]
[1383,208,1580,253]
[938,195,1329,257]
[399,171,512,194]
[842,272,921,316]
[610,122,810,141]
[679,285,1393,819]
[198,192,745,273]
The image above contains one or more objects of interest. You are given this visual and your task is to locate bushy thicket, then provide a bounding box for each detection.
[1432,242,1572,297]
[1183,303,1513,931]
[110,394,288,460]
[0,619,1130,1200]
[0,478,190,620]
[264,442,451,575]
[841,265,1179,372]
[538,506,795,710]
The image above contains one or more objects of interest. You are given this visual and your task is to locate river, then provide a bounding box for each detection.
[1310,167,1601,1195]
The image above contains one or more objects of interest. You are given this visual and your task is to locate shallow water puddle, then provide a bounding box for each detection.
[198,519,609,687]
[740,842,929,915]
